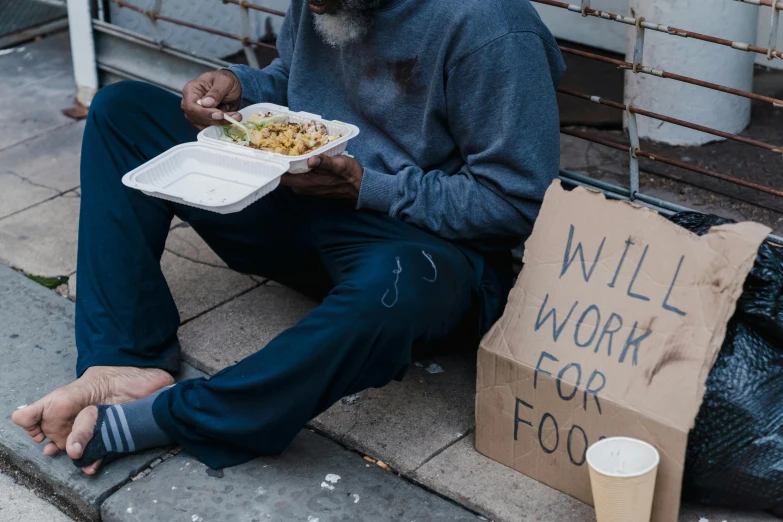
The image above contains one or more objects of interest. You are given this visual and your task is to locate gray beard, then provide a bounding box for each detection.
[313,0,382,47]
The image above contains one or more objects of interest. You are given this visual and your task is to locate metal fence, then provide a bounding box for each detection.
[533,0,783,242]
[90,0,284,90]
[78,0,783,241]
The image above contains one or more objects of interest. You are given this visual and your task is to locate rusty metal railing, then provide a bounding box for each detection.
[220,0,285,17]
[561,128,783,199]
[101,0,783,226]
[559,46,783,108]
[533,0,782,60]
[558,88,783,154]
[108,0,281,69]
[533,0,783,206]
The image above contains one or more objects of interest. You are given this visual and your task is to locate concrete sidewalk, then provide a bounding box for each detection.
[0,263,478,522]
[1,31,780,522]
[0,470,74,522]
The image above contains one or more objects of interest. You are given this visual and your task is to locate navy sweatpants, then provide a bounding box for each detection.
[75,81,512,469]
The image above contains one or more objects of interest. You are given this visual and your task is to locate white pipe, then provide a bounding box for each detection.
[66,0,99,106]
[625,0,758,145]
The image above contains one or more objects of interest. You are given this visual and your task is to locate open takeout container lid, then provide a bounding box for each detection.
[121,142,290,214]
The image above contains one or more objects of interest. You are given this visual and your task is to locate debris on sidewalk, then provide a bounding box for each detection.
[321,473,340,490]
[0,47,26,57]
[54,283,69,297]
[425,363,444,374]
[61,101,89,121]
[341,394,360,405]
[360,455,392,472]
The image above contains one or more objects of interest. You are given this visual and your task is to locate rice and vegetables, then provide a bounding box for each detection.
[221,112,342,156]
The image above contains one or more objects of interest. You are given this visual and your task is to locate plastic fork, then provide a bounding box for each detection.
[197,99,251,142]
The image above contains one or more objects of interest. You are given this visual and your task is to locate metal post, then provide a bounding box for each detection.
[238,0,260,69]
[626,105,641,200]
[769,1,781,60]
[144,0,166,48]
[580,0,590,16]
[633,16,646,72]
[66,0,99,105]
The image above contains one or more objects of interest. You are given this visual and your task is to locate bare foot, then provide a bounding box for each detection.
[11,366,173,456]
[66,406,103,475]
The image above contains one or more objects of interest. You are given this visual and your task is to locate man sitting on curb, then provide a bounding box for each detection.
[13,0,565,472]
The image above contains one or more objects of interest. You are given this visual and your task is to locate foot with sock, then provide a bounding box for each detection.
[66,386,173,474]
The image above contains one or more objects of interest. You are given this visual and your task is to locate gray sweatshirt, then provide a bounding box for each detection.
[229,0,565,250]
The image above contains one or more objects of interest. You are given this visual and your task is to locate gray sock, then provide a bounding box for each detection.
[72,385,173,468]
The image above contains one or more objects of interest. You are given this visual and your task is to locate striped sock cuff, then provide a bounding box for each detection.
[101,405,136,453]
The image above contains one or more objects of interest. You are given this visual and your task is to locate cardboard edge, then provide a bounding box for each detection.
[545,181,771,246]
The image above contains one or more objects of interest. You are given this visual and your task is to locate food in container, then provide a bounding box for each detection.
[199,103,360,174]
[221,112,342,156]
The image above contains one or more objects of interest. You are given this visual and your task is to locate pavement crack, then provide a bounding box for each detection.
[1,170,58,192]
[339,396,365,442]
[164,247,230,270]
[0,121,79,156]
[130,447,183,482]
[169,221,189,231]
[0,186,80,222]
[413,428,473,472]
[178,282,260,327]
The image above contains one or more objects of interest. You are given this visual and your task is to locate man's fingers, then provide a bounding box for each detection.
[281,172,347,198]
[181,72,239,128]
[201,73,235,108]
[206,110,242,124]
[183,90,222,127]
[43,442,60,457]
[183,113,209,131]
[281,172,332,188]
[184,117,206,132]
[281,173,307,187]
[182,80,208,110]
[307,154,348,171]
[184,104,241,128]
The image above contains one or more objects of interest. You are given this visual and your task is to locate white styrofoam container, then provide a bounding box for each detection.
[197,102,361,174]
[122,143,289,214]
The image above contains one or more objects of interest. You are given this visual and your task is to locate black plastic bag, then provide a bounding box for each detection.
[669,212,783,516]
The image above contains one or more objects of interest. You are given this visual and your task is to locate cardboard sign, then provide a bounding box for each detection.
[475,182,770,522]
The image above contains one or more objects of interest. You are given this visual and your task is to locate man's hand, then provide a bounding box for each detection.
[181,70,243,130]
[281,155,364,202]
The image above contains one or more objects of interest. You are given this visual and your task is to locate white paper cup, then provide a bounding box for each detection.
[586,437,660,522]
